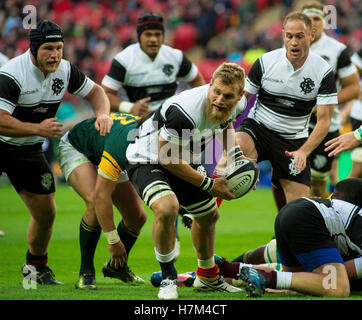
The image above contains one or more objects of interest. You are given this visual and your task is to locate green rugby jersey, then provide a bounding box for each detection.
[68,113,138,181]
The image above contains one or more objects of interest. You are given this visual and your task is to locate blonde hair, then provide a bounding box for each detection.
[283,11,313,31]
[211,62,245,94]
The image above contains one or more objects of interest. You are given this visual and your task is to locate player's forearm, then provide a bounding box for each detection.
[344,257,362,280]
[86,84,111,117]
[160,161,204,187]
[300,119,330,156]
[94,193,116,233]
[105,90,123,112]
[337,82,360,105]
[0,111,39,137]
[94,176,117,233]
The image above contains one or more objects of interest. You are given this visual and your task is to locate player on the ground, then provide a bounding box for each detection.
[58,112,150,289]
[125,62,247,299]
[0,20,112,285]
[236,178,362,297]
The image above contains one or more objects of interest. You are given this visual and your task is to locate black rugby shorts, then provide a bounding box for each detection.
[237,118,310,188]
[0,141,55,194]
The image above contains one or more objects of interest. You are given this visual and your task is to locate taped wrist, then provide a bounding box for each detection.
[227,146,243,161]
[353,126,362,142]
[118,101,134,113]
[200,176,215,192]
[104,229,121,245]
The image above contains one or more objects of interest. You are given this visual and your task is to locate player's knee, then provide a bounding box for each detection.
[152,198,179,224]
[34,207,56,228]
[324,282,350,297]
[133,210,147,230]
[194,208,219,228]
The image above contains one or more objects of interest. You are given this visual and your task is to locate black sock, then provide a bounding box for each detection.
[160,261,177,280]
[79,218,101,275]
[26,250,48,269]
[117,220,138,256]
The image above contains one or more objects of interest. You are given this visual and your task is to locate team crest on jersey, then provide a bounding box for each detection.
[162,64,174,77]
[41,173,53,190]
[288,159,301,176]
[300,77,315,94]
[52,78,64,95]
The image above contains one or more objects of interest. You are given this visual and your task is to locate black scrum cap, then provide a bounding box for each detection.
[29,20,64,59]
[136,13,164,39]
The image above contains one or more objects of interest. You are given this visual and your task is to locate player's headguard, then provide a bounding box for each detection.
[29,20,64,59]
[136,13,164,40]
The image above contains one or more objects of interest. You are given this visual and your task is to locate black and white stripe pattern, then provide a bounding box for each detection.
[245,48,338,139]
[101,43,199,111]
[183,197,217,217]
[142,180,175,207]
[309,32,358,132]
[0,50,94,146]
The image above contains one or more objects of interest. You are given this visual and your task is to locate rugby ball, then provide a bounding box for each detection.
[222,159,259,198]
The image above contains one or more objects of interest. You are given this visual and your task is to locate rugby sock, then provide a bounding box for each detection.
[197,265,220,282]
[216,258,240,278]
[26,250,48,269]
[257,269,292,289]
[197,257,220,282]
[155,248,178,280]
[117,220,138,255]
[231,250,251,263]
[257,269,277,289]
[272,185,287,211]
[79,218,101,275]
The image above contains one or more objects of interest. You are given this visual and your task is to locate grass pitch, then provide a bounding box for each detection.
[0,153,361,308]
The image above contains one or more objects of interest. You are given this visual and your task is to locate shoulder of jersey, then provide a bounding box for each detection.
[257,48,284,65]
[308,51,334,70]
[113,43,139,61]
[322,34,347,51]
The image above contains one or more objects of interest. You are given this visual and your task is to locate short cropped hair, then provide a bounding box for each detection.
[211,62,245,94]
[283,11,313,31]
[333,178,362,207]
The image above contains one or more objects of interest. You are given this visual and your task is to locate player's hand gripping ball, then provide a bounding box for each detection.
[222,159,259,198]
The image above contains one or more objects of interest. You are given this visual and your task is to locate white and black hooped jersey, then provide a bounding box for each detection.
[126,84,247,164]
[350,48,362,121]
[304,198,362,259]
[102,43,199,111]
[0,49,94,146]
[309,33,358,132]
[245,48,337,140]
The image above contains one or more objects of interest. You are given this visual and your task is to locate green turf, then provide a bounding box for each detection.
[1,178,361,302]
[0,152,360,302]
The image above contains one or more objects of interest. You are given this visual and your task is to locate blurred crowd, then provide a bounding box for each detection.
[0,0,360,84]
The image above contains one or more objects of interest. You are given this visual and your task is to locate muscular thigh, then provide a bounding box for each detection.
[68,162,98,202]
[237,118,310,189]
[126,163,216,217]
